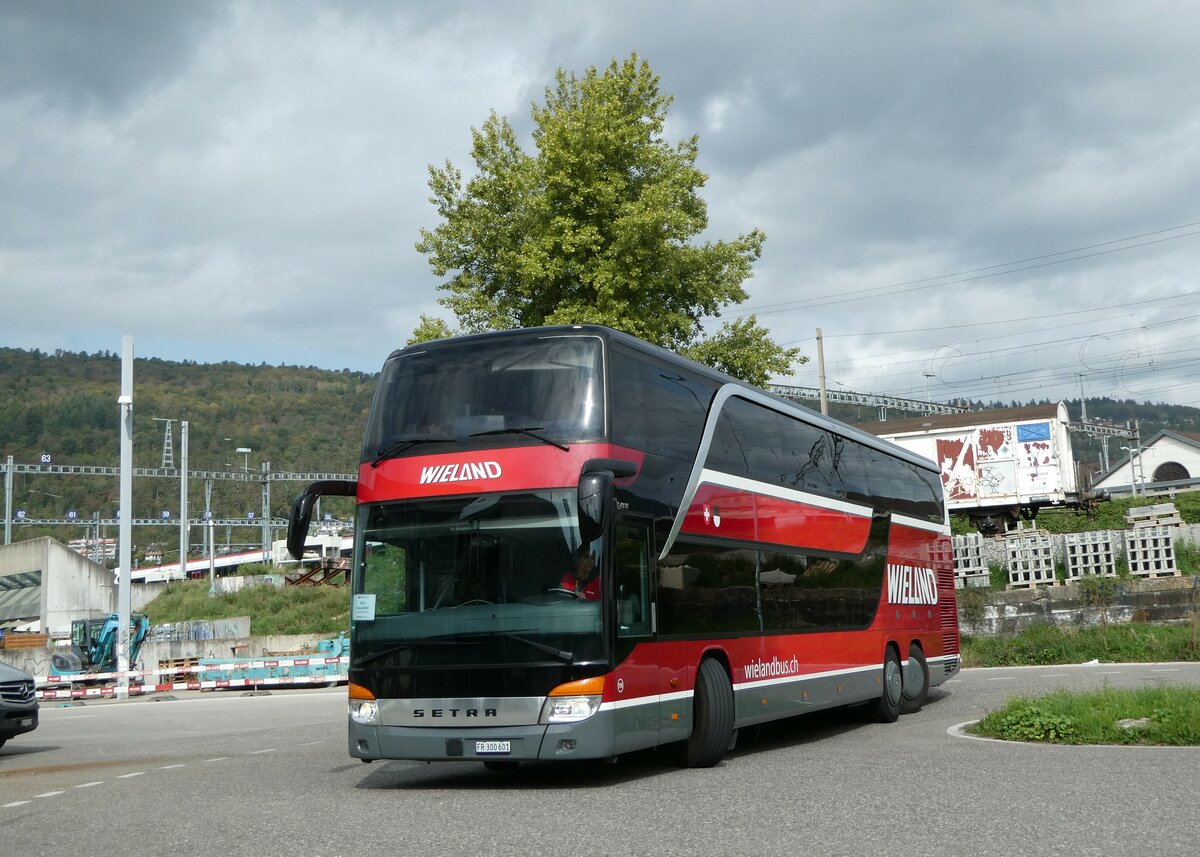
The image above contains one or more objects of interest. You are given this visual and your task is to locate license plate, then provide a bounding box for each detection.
[475,740,511,755]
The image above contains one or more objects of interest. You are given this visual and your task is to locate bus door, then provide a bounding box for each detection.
[610,520,659,754]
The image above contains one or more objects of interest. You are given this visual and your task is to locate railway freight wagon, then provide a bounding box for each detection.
[861,403,1081,532]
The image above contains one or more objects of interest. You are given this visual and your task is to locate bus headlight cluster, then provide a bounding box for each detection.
[349,699,379,725]
[540,695,601,724]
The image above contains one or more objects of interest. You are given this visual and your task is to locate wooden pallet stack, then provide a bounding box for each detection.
[1124,503,1185,529]
[0,631,50,650]
[157,656,200,682]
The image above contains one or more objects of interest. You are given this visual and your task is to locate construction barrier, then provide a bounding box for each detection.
[33,654,348,700]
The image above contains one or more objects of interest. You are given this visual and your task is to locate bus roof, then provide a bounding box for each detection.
[386,324,939,475]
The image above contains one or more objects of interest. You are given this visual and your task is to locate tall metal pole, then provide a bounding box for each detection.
[816,327,828,416]
[208,517,216,596]
[203,478,213,559]
[4,455,12,545]
[178,420,189,579]
[261,461,271,563]
[116,336,134,700]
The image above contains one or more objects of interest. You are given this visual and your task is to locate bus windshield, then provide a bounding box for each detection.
[351,490,604,667]
[363,334,605,462]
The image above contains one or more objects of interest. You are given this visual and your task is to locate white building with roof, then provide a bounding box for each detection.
[1092,430,1200,497]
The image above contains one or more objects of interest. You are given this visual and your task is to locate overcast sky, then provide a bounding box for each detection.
[3,1,1199,412]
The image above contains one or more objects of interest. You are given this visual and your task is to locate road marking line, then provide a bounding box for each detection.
[1100,671,1123,675]
[75,781,105,788]
[205,757,230,762]
[158,764,186,770]
[117,772,145,779]
[987,677,1015,681]
[1150,668,1180,673]
[1043,673,1067,677]
[298,741,324,746]
[250,748,277,755]
[4,801,32,808]
[35,791,65,798]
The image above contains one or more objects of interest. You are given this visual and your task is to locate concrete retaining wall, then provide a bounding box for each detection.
[957,575,1199,636]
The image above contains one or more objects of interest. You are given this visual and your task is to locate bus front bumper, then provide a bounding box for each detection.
[349,715,616,763]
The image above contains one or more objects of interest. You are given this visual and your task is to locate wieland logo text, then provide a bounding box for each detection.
[419,461,503,484]
[886,563,938,605]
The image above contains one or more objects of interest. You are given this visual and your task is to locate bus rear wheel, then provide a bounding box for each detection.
[900,643,929,714]
[683,658,735,768]
[873,646,902,723]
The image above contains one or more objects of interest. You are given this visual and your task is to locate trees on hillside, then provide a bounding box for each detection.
[415,53,803,386]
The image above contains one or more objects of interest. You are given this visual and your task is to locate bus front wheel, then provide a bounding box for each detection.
[683,658,735,768]
[874,646,902,723]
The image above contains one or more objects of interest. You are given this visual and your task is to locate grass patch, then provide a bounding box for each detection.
[1034,491,1200,533]
[971,686,1200,745]
[144,580,350,636]
[960,622,1200,667]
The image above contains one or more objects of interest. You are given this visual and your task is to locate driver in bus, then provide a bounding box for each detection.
[561,546,600,600]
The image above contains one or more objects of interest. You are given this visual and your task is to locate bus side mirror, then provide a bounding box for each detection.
[577,471,613,544]
[577,457,636,543]
[287,479,357,560]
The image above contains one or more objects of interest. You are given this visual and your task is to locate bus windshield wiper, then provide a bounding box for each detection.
[352,638,478,667]
[457,630,574,663]
[370,436,452,468]
[468,426,569,452]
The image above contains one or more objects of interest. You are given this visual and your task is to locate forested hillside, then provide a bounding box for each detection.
[2,346,1198,558]
[0,347,375,552]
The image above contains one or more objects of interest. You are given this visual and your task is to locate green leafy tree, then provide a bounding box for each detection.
[416,53,803,385]
[407,314,455,345]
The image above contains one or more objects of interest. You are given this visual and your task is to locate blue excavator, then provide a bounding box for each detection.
[49,613,151,680]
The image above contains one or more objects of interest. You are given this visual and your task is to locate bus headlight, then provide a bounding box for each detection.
[348,682,379,725]
[540,675,605,724]
[540,695,601,724]
[350,699,379,725]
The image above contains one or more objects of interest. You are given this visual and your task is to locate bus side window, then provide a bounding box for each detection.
[614,523,651,637]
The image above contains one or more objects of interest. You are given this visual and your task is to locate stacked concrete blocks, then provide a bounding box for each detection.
[1004,528,1057,588]
[1063,530,1118,581]
[1125,526,1179,578]
[951,533,989,589]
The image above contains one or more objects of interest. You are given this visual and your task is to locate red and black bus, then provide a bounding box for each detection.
[288,325,959,768]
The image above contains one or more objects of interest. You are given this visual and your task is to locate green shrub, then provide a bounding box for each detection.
[957,587,986,627]
[990,703,1080,743]
[960,622,1200,667]
[144,580,349,636]
[973,687,1200,745]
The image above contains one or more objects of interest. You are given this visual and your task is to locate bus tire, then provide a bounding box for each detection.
[874,646,902,723]
[900,643,929,714]
[684,658,735,768]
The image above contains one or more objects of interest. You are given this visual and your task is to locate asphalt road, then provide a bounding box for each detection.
[2,663,1199,857]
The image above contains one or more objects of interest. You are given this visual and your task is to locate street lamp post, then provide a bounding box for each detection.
[1121,446,1141,496]
[208,517,216,596]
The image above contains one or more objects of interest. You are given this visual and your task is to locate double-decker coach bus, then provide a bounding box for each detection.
[288,325,959,768]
